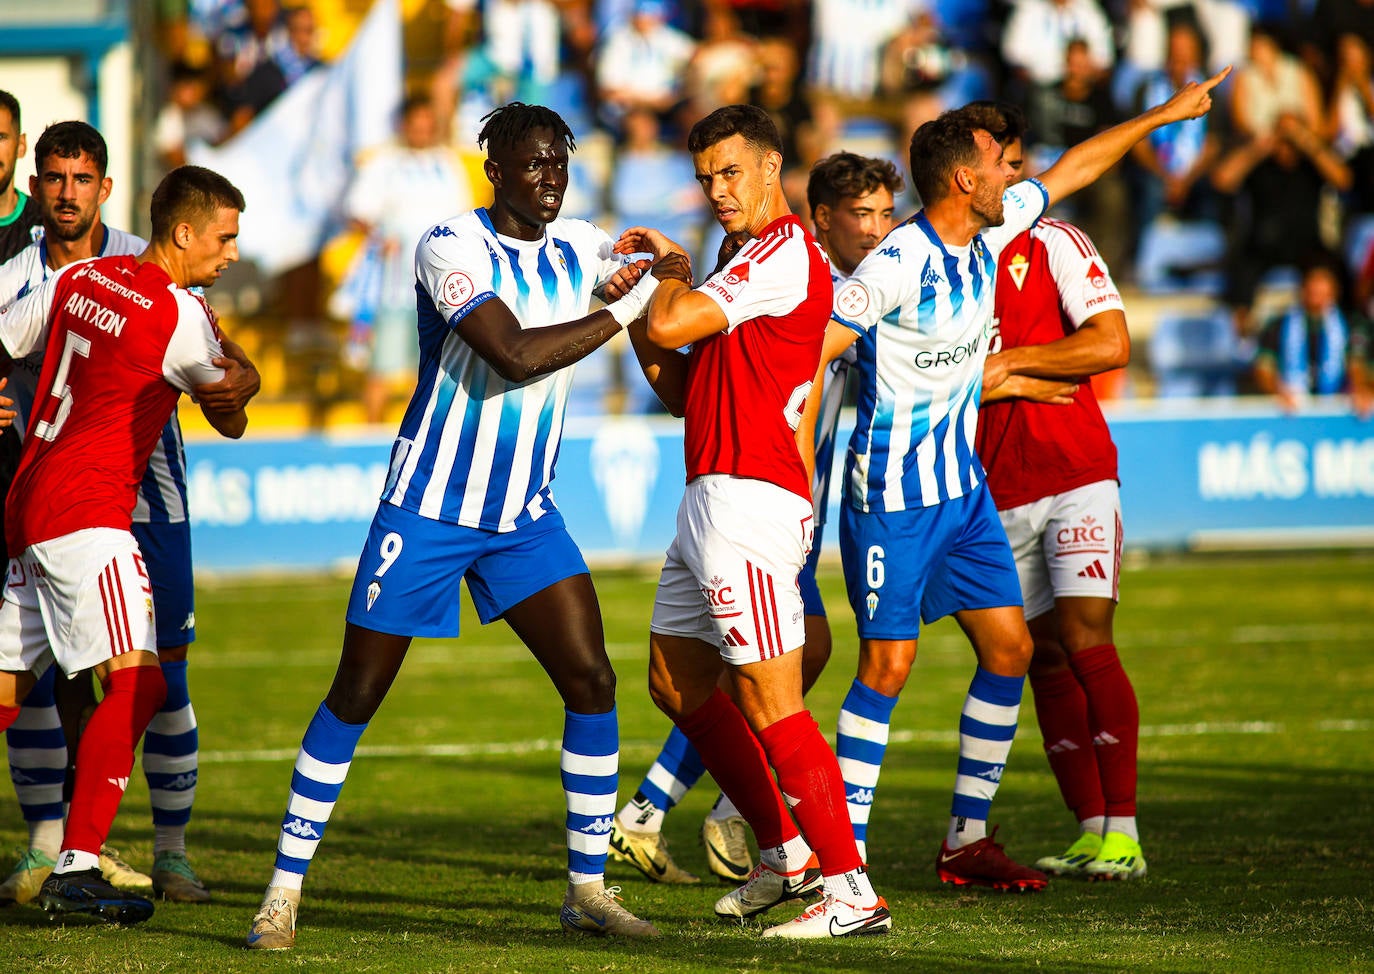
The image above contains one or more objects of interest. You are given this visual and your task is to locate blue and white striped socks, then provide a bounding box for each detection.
[836,679,898,862]
[143,659,198,854]
[562,708,618,885]
[948,667,1024,847]
[5,667,64,857]
[270,702,367,891]
[616,724,705,834]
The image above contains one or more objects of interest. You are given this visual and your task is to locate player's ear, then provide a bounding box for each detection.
[483,157,501,190]
[98,177,112,207]
[812,203,831,232]
[28,174,36,198]
[16,133,24,159]
[764,149,782,184]
[175,221,193,250]
[955,166,974,194]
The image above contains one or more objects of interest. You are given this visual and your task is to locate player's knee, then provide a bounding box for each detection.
[555,657,617,712]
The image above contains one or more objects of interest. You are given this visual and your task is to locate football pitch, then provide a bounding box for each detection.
[2,550,1372,972]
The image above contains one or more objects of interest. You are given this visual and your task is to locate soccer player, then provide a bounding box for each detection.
[245,103,672,951]
[974,106,1146,880]
[617,105,892,939]
[808,70,1228,888]
[0,163,249,924]
[0,90,41,264]
[607,151,903,887]
[0,122,259,907]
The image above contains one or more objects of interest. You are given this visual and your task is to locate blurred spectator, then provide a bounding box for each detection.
[595,0,697,133]
[276,4,323,85]
[1027,39,1130,270]
[808,0,917,146]
[1212,111,1353,333]
[215,0,289,90]
[154,60,227,170]
[1309,0,1374,56]
[1324,33,1374,212]
[1252,252,1373,416]
[685,5,757,118]
[749,34,820,214]
[1129,21,1222,227]
[1001,0,1114,90]
[1123,1,1249,78]
[442,0,565,106]
[1230,23,1323,140]
[218,1,322,134]
[339,94,474,423]
[880,7,968,138]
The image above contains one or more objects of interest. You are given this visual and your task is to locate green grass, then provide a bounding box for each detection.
[3,551,1373,972]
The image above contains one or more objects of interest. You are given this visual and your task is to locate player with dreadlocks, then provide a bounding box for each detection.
[247,102,678,949]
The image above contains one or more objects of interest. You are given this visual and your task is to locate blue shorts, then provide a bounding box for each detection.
[839,484,1021,640]
[131,519,196,649]
[797,522,827,618]
[344,504,590,638]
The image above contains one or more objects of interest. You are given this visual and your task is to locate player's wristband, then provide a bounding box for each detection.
[607,271,660,327]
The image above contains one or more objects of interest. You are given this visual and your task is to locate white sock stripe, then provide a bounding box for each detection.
[959,736,1015,765]
[846,803,872,825]
[962,697,1021,727]
[953,773,1000,802]
[287,792,336,822]
[295,750,351,785]
[560,750,618,777]
[142,753,198,774]
[9,708,61,731]
[146,704,197,736]
[8,747,67,770]
[13,784,63,804]
[566,830,612,855]
[278,833,320,860]
[836,757,883,788]
[147,790,196,810]
[837,710,891,744]
[645,762,691,802]
[564,791,617,816]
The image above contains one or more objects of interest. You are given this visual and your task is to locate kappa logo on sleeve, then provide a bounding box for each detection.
[442,271,475,307]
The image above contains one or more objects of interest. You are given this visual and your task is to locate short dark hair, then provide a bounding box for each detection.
[807,152,903,213]
[958,101,1027,147]
[0,90,19,130]
[478,102,576,156]
[687,104,782,157]
[399,92,433,121]
[908,109,986,206]
[34,121,108,177]
[150,165,245,240]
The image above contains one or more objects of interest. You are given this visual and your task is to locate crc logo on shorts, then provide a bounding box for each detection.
[1056,515,1108,556]
[835,280,870,318]
[701,575,740,618]
[442,271,475,308]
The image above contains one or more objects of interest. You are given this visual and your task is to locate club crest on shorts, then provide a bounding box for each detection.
[366,580,381,611]
[866,591,879,620]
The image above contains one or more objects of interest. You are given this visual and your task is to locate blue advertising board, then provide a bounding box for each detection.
[183,401,1374,573]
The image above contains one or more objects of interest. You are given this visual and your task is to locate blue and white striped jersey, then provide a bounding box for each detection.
[832,178,1048,512]
[0,227,191,524]
[380,208,624,532]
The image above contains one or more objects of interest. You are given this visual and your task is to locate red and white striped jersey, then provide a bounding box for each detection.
[685,214,832,500]
[0,255,225,553]
[977,218,1123,511]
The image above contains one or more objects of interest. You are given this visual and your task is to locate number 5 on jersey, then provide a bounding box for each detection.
[34,332,92,441]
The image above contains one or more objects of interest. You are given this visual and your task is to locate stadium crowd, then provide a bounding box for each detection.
[138,0,1372,418]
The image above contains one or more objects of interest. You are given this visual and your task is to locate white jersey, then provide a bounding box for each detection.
[832,178,1048,512]
[0,227,190,525]
[812,264,857,527]
[380,208,624,532]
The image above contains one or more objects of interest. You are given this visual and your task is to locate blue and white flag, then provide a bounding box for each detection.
[190,0,402,276]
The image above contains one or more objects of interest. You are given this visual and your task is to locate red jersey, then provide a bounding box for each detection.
[684,215,831,500]
[0,255,224,553]
[977,219,1122,511]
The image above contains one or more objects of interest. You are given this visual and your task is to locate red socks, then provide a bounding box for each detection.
[63,665,166,856]
[676,689,797,849]
[1069,643,1139,818]
[757,710,862,876]
[1030,665,1106,822]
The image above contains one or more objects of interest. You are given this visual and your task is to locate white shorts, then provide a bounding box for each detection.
[998,480,1122,622]
[650,475,813,666]
[0,528,156,678]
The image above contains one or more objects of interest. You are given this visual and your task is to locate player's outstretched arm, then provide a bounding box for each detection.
[1037,66,1231,207]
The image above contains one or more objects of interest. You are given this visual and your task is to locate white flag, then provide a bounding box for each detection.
[190,0,402,276]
